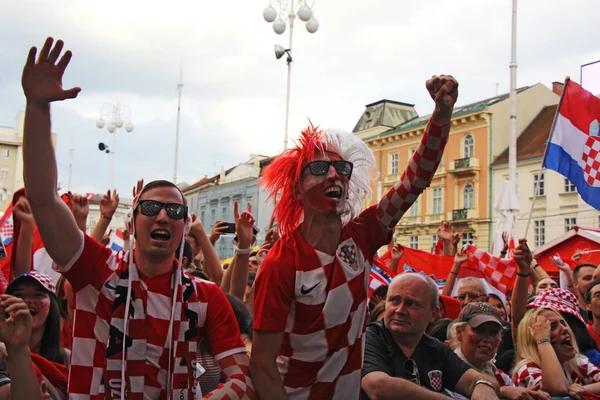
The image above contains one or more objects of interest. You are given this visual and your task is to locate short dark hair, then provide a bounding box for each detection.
[586,278,600,303]
[187,269,208,280]
[176,239,194,268]
[574,263,597,281]
[137,180,186,204]
[225,293,253,339]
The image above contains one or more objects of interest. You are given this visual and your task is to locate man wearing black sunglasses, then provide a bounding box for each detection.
[20,37,255,399]
[252,74,461,400]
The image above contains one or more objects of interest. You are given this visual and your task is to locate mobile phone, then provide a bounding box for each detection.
[224,222,237,234]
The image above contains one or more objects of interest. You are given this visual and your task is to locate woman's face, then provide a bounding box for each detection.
[457,322,502,367]
[536,278,558,295]
[12,280,51,330]
[540,309,576,362]
[488,297,507,321]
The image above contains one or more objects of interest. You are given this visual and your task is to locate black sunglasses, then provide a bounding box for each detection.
[303,160,353,179]
[403,359,420,385]
[137,200,188,220]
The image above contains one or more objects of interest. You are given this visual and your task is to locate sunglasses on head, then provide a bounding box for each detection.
[403,358,420,385]
[303,160,353,179]
[137,200,188,220]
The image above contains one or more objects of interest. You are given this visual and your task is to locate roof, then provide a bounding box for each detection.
[365,99,415,108]
[363,86,532,141]
[183,174,219,193]
[532,226,600,274]
[492,104,557,165]
[353,100,419,133]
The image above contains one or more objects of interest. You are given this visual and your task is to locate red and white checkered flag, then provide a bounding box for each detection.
[464,244,518,294]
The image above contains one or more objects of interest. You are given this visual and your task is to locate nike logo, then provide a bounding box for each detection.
[104,281,116,291]
[300,282,321,295]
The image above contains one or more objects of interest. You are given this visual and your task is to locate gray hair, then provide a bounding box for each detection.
[458,277,487,295]
[390,272,439,310]
[446,320,462,351]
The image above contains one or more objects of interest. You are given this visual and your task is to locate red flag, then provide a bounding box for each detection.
[464,244,518,294]
[396,246,455,290]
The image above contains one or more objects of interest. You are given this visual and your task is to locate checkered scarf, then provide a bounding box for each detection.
[464,244,518,294]
[104,261,201,399]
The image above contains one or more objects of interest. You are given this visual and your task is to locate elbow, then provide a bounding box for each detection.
[361,376,386,400]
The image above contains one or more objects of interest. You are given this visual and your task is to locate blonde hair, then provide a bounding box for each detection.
[514,308,585,381]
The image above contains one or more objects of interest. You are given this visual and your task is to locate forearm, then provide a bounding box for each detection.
[539,343,570,395]
[90,216,111,243]
[390,258,400,274]
[7,346,43,400]
[75,215,87,233]
[123,237,130,252]
[195,230,223,286]
[249,361,288,400]
[583,382,600,394]
[13,224,34,277]
[511,274,529,342]
[221,257,234,293]
[245,284,255,315]
[442,240,453,256]
[362,374,448,400]
[442,263,460,296]
[377,120,449,231]
[230,253,250,300]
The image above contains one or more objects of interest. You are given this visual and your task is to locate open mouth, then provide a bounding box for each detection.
[29,309,37,317]
[150,230,171,241]
[561,338,573,347]
[324,186,342,199]
[478,345,492,352]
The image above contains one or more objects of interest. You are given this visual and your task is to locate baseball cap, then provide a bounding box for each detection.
[528,287,584,325]
[7,271,56,297]
[457,302,504,329]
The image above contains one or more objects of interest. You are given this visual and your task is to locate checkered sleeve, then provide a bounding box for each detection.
[577,356,600,383]
[377,120,449,231]
[252,242,295,332]
[512,362,542,388]
[203,353,256,399]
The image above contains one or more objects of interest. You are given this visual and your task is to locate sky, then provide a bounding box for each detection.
[0,0,598,197]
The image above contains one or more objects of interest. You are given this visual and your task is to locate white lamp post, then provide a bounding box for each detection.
[96,103,134,189]
[263,0,319,151]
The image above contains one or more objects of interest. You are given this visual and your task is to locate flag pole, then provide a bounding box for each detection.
[524,77,570,238]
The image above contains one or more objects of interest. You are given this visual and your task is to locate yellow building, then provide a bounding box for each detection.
[355,83,560,251]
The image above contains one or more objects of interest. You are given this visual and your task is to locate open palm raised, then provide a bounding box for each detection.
[21,37,81,105]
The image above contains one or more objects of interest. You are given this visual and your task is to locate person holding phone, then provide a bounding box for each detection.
[250,75,460,399]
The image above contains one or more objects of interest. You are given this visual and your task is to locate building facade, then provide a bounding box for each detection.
[84,194,133,235]
[492,100,600,250]
[356,83,560,251]
[183,155,275,259]
[0,112,57,213]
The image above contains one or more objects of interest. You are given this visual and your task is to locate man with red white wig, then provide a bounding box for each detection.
[250,75,459,399]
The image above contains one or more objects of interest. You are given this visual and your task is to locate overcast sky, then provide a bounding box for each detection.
[0,0,598,197]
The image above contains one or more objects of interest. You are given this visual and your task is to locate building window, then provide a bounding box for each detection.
[2,150,9,158]
[200,210,205,226]
[432,188,442,215]
[564,178,576,193]
[221,206,228,221]
[210,209,216,226]
[463,184,474,209]
[534,220,545,247]
[431,234,440,251]
[564,217,577,232]
[462,232,474,246]
[464,134,474,158]
[534,173,545,196]
[409,235,419,249]
[409,199,419,217]
[390,152,399,175]
[0,169,8,180]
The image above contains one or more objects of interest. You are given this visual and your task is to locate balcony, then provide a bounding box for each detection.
[450,208,478,221]
[449,157,480,175]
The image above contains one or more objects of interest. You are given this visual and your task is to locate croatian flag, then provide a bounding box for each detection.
[108,229,124,252]
[544,78,600,209]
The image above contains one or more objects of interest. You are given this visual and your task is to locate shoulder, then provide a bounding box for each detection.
[513,361,542,384]
[495,369,513,387]
[350,204,379,226]
[366,321,393,346]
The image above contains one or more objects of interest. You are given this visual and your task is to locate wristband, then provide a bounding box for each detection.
[536,338,551,346]
[449,270,458,275]
[516,271,531,277]
[101,215,112,220]
[235,246,252,255]
[474,380,495,390]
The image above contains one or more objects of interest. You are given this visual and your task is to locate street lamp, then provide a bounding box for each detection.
[96,103,134,189]
[263,0,319,151]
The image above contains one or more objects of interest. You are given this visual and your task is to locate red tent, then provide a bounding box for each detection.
[533,226,600,276]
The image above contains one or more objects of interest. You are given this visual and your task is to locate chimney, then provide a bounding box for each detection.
[552,81,564,96]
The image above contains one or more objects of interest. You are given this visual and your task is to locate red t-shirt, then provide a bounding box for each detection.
[588,325,600,349]
[253,205,390,399]
[59,233,245,399]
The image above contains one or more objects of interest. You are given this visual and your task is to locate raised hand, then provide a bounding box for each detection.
[426,74,459,125]
[100,189,119,218]
[71,193,90,220]
[210,220,229,245]
[501,232,510,248]
[454,250,468,266]
[0,295,32,351]
[452,230,465,247]
[513,239,533,273]
[529,314,551,343]
[437,221,453,242]
[132,179,144,198]
[13,197,35,226]
[22,37,81,105]
[391,243,404,262]
[234,201,256,249]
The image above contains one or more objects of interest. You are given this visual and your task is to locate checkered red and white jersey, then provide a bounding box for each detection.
[495,369,512,387]
[513,357,600,388]
[253,205,390,400]
[59,233,246,399]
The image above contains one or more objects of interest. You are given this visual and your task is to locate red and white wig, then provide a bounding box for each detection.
[261,123,377,235]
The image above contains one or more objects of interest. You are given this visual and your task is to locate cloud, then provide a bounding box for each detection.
[0,0,598,199]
